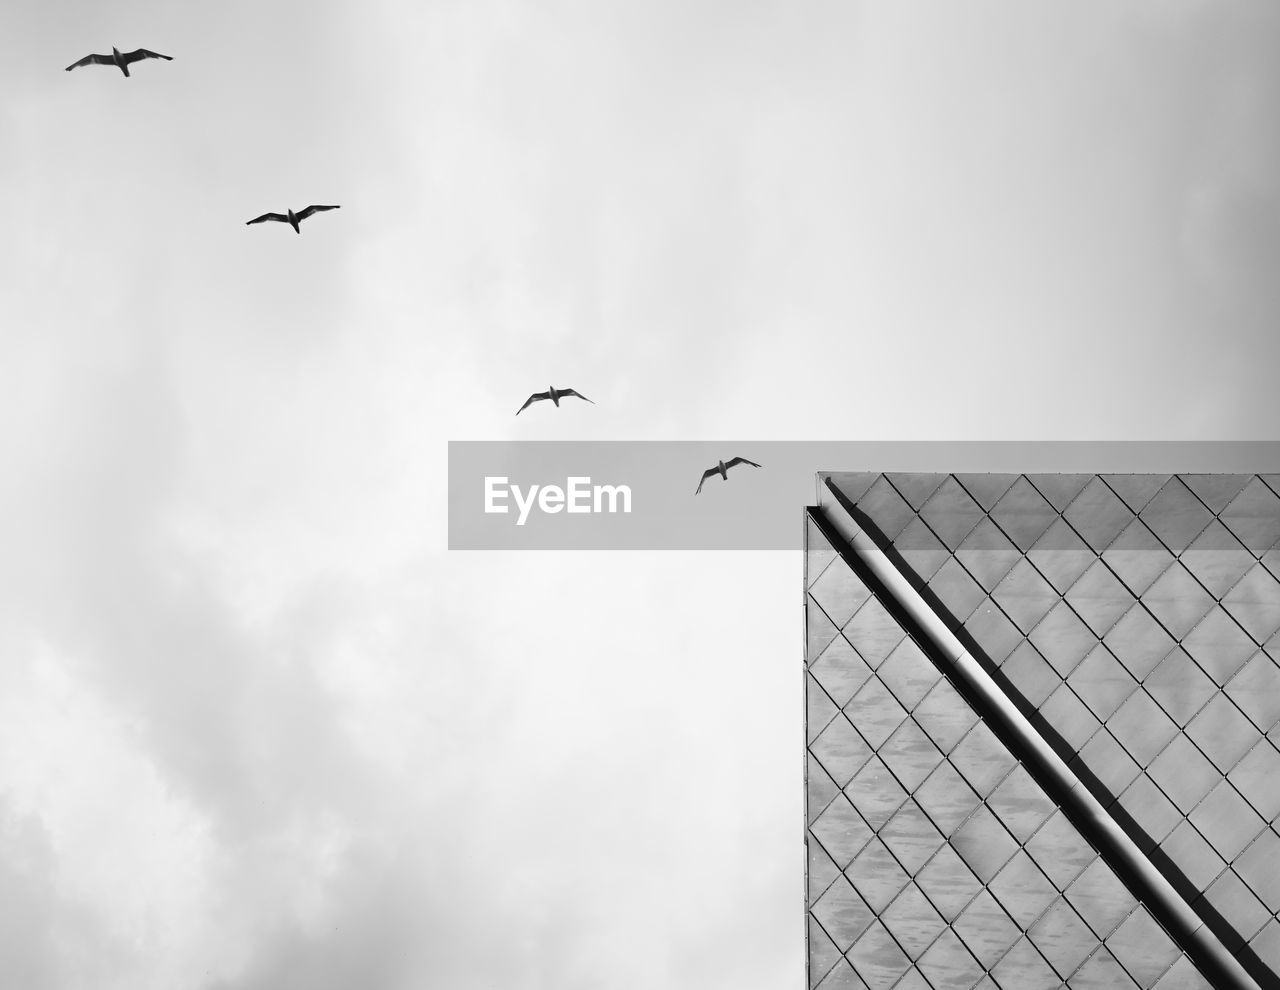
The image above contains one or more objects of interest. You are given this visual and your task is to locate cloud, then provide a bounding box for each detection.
[0,801,63,989]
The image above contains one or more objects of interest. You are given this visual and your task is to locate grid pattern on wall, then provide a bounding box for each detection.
[806,513,1214,990]
[806,472,1280,989]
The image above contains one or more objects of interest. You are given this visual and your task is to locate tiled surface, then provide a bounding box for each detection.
[811,474,1280,989]
[804,513,1221,990]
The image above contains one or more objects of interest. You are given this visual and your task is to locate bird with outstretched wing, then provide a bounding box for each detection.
[695,457,762,494]
[66,48,172,76]
[516,387,594,415]
[245,205,341,233]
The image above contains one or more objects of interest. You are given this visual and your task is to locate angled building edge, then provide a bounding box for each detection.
[804,472,1280,990]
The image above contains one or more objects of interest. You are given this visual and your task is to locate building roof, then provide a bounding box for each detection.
[805,473,1280,990]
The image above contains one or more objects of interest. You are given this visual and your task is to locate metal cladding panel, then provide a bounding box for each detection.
[808,473,1280,989]
[804,513,1214,990]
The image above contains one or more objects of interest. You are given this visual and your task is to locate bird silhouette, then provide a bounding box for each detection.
[245,205,341,234]
[695,457,762,494]
[516,386,594,415]
[66,47,172,77]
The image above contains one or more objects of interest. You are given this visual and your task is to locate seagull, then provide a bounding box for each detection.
[515,386,594,415]
[245,205,341,234]
[65,47,172,77]
[695,457,762,494]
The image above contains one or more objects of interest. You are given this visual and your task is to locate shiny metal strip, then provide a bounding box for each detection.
[810,482,1260,990]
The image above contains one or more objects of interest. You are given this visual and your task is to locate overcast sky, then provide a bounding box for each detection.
[1,2,1279,988]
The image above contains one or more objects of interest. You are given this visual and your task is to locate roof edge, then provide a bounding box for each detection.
[809,479,1262,990]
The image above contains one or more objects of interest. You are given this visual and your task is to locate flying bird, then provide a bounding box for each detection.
[695,457,762,494]
[516,386,594,415]
[65,47,172,77]
[245,205,341,234]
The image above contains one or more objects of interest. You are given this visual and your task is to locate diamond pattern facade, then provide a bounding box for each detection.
[805,473,1280,990]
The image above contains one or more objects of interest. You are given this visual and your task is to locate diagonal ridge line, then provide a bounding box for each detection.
[810,485,1263,990]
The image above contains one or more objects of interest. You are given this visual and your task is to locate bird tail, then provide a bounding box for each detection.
[121,65,130,77]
